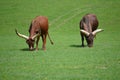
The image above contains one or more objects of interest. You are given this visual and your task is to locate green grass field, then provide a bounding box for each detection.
[0,0,120,80]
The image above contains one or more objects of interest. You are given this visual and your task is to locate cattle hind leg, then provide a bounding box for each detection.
[42,34,47,50]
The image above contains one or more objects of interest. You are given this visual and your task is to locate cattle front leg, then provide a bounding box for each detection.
[81,33,85,47]
[42,34,46,50]
[35,36,40,50]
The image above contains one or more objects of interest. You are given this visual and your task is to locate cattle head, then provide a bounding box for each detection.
[80,29,103,47]
[15,29,40,50]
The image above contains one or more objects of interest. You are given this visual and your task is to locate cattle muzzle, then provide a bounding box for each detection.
[29,46,34,51]
[88,43,93,47]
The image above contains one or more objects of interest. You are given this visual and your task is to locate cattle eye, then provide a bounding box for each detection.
[35,31,39,34]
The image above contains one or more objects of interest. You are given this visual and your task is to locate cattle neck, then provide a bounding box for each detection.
[29,31,36,39]
[88,22,92,33]
[83,20,92,33]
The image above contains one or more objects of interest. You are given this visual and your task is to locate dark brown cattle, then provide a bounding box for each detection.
[80,14,103,47]
[15,16,53,50]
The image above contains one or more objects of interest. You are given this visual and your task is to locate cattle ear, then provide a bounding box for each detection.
[92,29,104,35]
[80,30,90,36]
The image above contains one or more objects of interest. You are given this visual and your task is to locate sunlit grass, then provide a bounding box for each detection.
[0,0,120,80]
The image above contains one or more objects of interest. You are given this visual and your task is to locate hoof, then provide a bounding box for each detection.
[42,48,46,51]
[35,48,39,51]
[81,45,85,47]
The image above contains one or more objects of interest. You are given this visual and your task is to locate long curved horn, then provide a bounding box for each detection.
[31,33,40,40]
[92,29,104,35]
[80,30,90,36]
[15,29,28,40]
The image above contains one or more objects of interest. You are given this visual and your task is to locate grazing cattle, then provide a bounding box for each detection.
[80,14,103,47]
[15,16,53,51]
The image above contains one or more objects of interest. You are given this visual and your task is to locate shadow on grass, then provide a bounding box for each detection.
[69,44,87,48]
[20,48,30,51]
[20,48,35,51]
[20,48,40,51]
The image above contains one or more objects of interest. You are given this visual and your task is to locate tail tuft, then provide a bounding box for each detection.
[51,41,54,45]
